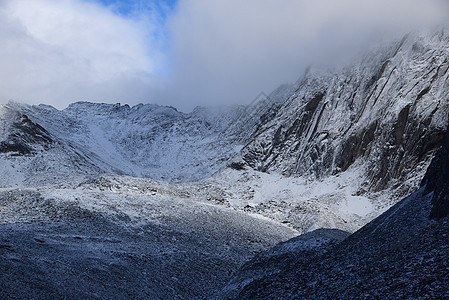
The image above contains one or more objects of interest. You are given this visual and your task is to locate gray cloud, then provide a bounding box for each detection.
[162,0,449,111]
[0,0,448,111]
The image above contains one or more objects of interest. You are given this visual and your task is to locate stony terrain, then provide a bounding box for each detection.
[218,119,449,299]
[0,187,297,299]
[219,187,449,298]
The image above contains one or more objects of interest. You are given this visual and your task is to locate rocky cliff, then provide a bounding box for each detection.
[240,30,449,202]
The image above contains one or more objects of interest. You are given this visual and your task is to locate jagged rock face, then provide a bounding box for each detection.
[422,118,449,219]
[0,108,53,155]
[241,31,449,199]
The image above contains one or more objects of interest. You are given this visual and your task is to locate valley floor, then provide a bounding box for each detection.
[0,166,395,299]
[0,182,297,299]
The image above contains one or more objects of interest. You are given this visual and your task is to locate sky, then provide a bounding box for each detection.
[0,0,448,112]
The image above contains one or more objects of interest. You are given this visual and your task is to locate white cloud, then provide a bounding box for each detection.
[0,0,158,108]
[163,0,449,111]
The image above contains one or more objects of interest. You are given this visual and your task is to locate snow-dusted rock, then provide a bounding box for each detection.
[241,30,449,204]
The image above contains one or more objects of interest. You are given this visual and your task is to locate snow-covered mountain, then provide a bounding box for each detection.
[240,30,449,204]
[1,80,291,185]
[1,30,449,298]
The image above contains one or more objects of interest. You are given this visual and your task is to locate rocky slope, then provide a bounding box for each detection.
[0,183,297,299]
[218,116,449,299]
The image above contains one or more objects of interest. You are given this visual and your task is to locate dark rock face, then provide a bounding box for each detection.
[0,114,53,155]
[422,116,449,219]
[228,161,246,170]
[0,141,32,155]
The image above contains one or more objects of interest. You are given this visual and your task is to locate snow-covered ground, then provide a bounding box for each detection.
[200,167,377,233]
[43,165,384,235]
[0,186,297,299]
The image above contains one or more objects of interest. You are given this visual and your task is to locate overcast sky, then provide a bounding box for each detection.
[0,0,447,112]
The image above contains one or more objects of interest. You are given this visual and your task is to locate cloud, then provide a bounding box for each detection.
[0,0,159,108]
[163,0,449,111]
[0,0,448,111]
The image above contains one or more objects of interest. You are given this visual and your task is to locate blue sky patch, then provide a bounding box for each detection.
[93,0,177,18]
